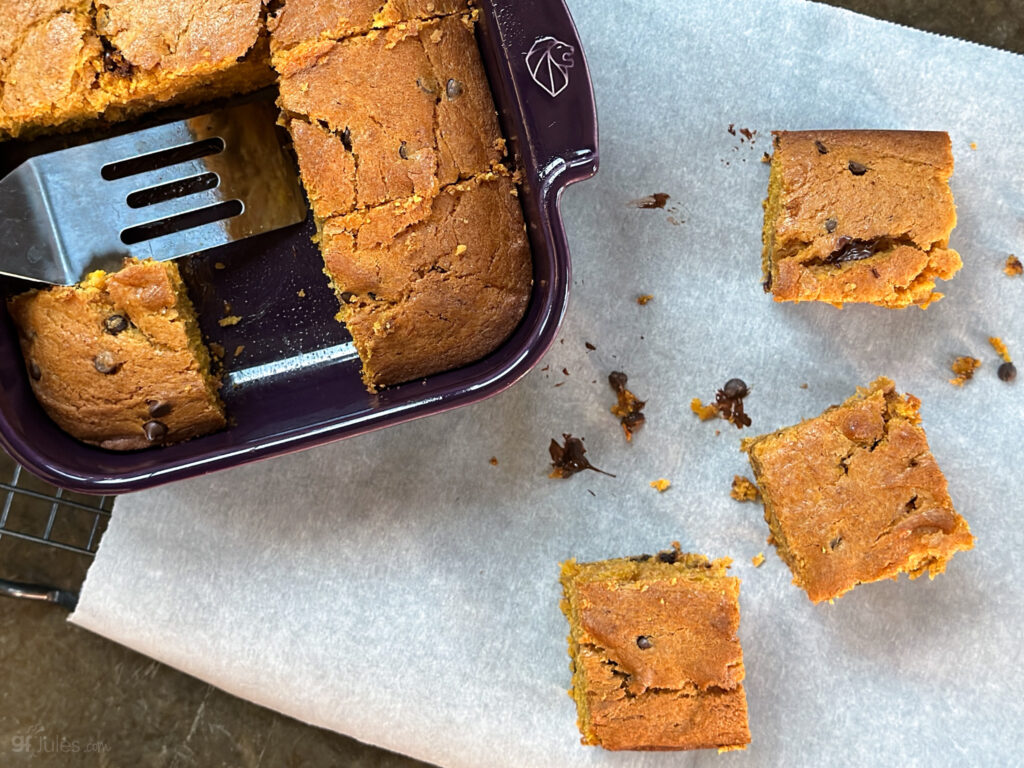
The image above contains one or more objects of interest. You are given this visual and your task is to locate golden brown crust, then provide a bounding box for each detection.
[276,15,504,213]
[559,552,751,751]
[7,261,225,451]
[268,0,470,53]
[762,130,962,308]
[327,173,531,390]
[744,378,973,603]
[0,0,273,138]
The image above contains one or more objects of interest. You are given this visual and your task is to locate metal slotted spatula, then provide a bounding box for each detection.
[0,98,308,286]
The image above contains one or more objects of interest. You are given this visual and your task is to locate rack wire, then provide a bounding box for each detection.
[0,462,112,556]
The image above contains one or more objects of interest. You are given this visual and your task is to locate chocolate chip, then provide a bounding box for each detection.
[28,361,41,381]
[399,141,408,160]
[636,636,653,650]
[608,371,628,392]
[93,350,121,374]
[999,361,1017,382]
[446,78,464,100]
[416,77,439,95]
[143,420,168,442]
[104,314,129,335]
[722,378,748,399]
[848,161,868,175]
[829,536,843,550]
[147,400,172,418]
[824,218,837,233]
[763,271,773,293]
[815,140,828,154]
[657,549,678,564]
[100,38,133,77]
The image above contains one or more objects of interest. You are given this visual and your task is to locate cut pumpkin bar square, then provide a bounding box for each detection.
[559,547,751,752]
[744,377,973,603]
[761,130,961,308]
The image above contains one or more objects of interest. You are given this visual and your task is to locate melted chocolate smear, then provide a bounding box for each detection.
[824,235,909,264]
[629,193,670,210]
[609,371,647,441]
[549,434,615,479]
[714,378,752,429]
[100,38,134,77]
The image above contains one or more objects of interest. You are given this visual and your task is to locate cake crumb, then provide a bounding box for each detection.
[218,315,242,327]
[990,337,1011,363]
[297,289,307,297]
[751,552,765,568]
[549,435,615,479]
[609,371,646,441]
[1005,255,1023,277]
[691,398,719,421]
[208,342,225,359]
[731,475,760,502]
[650,478,671,493]
[800,383,808,389]
[691,379,752,429]
[489,456,498,466]
[636,294,654,305]
[969,141,977,150]
[214,262,226,270]
[233,345,245,356]
[949,356,981,386]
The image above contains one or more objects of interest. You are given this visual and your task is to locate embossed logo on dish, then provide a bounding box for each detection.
[526,36,575,98]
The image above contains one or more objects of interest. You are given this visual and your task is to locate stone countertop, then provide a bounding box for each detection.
[0,2,1020,766]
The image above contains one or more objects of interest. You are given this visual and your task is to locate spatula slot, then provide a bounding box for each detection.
[126,173,220,209]
[101,137,225,181]
[120,199,243,245]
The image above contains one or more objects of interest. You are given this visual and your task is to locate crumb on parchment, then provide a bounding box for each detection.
[731,475,760,502]
[949,356,981,387]
[752,553,765,568]
[650,478,671,492]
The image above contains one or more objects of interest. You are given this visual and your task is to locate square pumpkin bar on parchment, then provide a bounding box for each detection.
[559,547,750,752]
[762,130,962,308]
[744,378,973,603]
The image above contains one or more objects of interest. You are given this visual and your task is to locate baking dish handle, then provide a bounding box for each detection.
[482,0,599,187]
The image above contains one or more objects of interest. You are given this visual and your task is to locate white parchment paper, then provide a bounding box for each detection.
[72,1,1024,765]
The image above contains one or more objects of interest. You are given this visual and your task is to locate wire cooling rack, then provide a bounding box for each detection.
[0,462,112,555]
[0,456,112,609]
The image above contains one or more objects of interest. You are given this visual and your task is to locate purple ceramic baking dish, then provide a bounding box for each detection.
[0,0,598,493]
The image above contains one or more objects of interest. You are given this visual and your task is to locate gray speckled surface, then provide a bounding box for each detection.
[1,2,1021,766]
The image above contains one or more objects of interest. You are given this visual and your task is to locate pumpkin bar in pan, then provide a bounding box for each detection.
[8,260,226,450]
[272,11,531,391]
